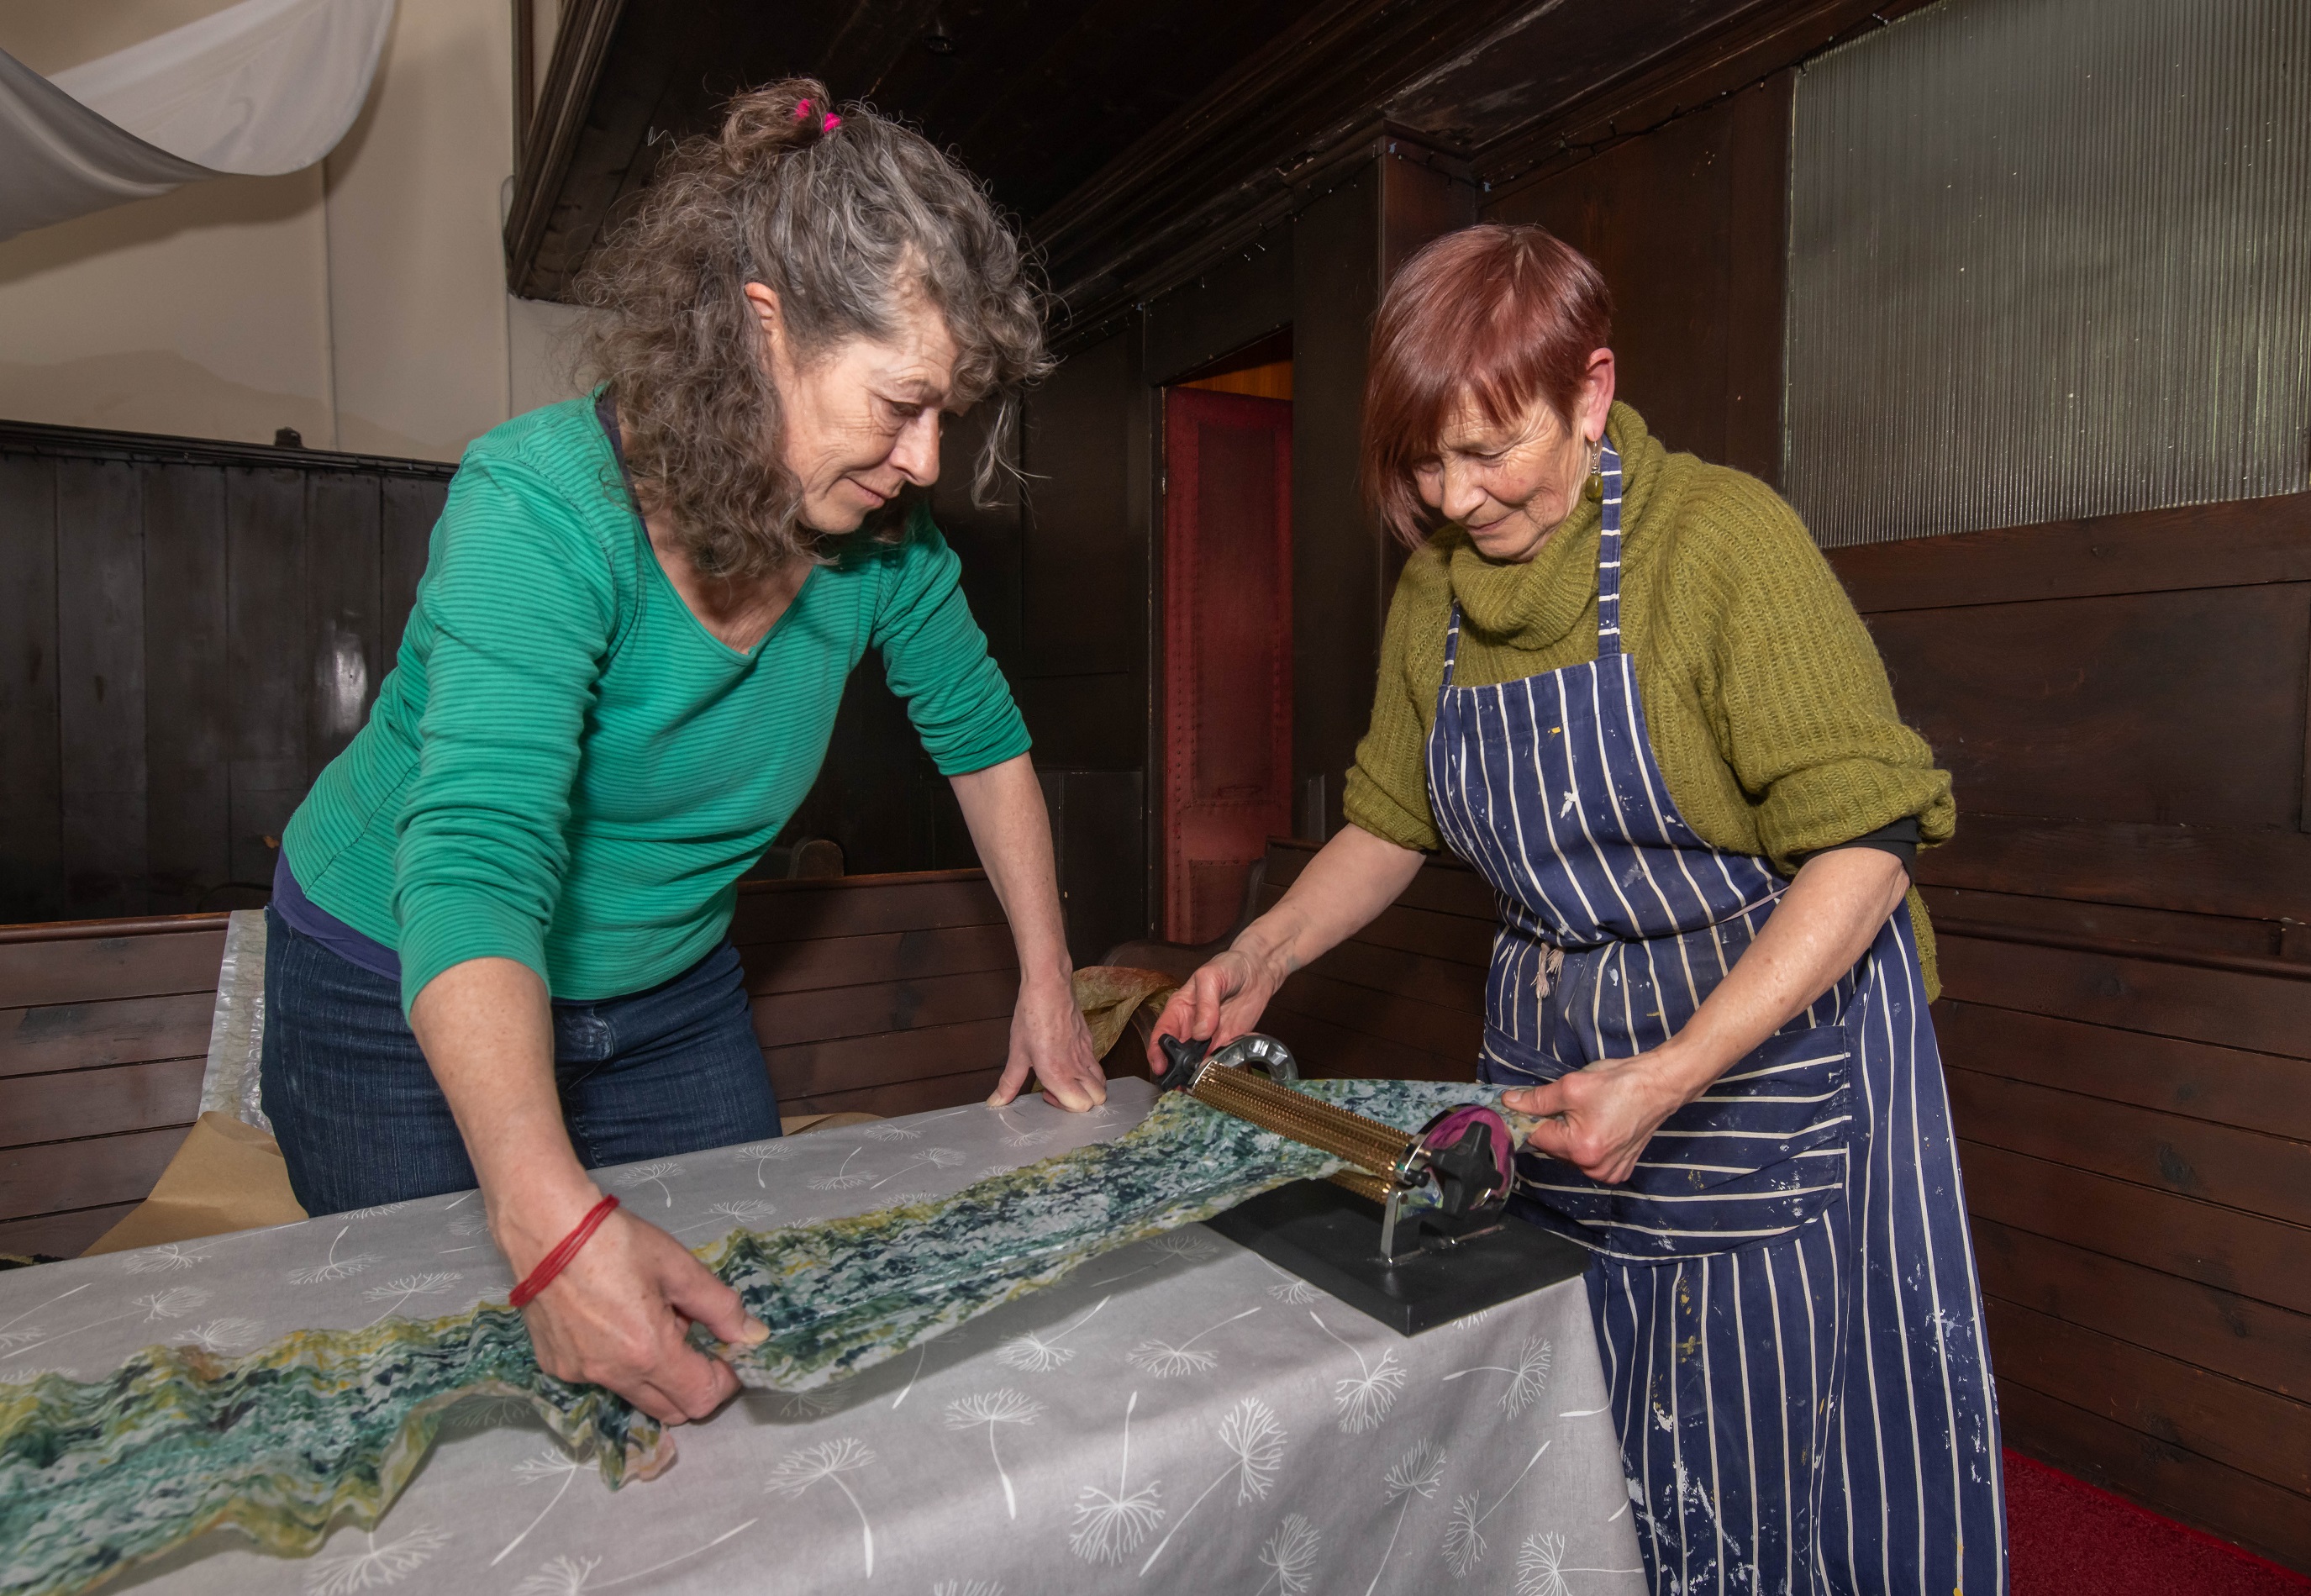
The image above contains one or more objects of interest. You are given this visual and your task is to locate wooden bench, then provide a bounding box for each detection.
[0,869,1034,1256]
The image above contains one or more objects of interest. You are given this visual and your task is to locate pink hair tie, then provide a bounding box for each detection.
[793,99,812,120]
[822,113,842,131]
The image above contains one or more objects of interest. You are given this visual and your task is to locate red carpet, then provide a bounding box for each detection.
[2005,1450,2309,1595]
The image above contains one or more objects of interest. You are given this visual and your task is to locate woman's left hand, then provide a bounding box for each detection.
[1501,1051,1700,1185]
[990,972,1108,1111]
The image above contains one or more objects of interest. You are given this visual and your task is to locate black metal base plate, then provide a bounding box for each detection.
[1203,1180,1592,1335]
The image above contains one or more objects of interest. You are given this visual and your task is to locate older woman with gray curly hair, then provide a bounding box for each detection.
[259,81,1098,1422]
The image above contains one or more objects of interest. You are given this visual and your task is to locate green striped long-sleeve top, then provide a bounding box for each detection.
[281,394,1031,1014]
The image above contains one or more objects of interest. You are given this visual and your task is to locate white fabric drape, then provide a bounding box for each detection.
[0,0,395,241]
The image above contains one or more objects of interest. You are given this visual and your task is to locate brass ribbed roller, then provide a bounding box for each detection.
[1182,1063,1415,1179]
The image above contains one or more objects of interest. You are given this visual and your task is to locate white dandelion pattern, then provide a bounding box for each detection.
[1442,1440,1552,1578]
[808,1147,876,1191]
[995,1296,1108,1373]
[766,1437,877,1576]
[870,1147,966,1188]
[0,1281,89,1350]
[1068,1389,1163,1565]
[1442,1334,1554,1415]
[1367,1439,1449,1595]
[1311,1309,1408,1433]
[673,1199,777,1236]
[287,1226,377,1285]
[1514,1530,1644,1596]
[491,1449,587,1567]
[1138,1397,1287,1576]
[1257,1256,1321,1304]
[942,1388,1046,1519]
[303,1526,450,1594]
[342,1202,410,1220]
[509,1519,758,1594]
[614,1161,683,1208]
[0,1284,208,1364]
[180,1317,263,1353]
[732,1140,793,1186]
[1257,1513,1322,1596]
[931,1583,1003,1596]
[1126,1304,1260,1377]
[361,1272,462,1325]
[861,1122,924,1141]
[122,1242,211,1273]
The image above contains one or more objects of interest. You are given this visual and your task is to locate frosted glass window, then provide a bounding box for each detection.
[1784,0,2311,546]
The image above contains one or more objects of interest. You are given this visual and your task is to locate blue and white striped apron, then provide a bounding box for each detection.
[1426,442,2006,1594]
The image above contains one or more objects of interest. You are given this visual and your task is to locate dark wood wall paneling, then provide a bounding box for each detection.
[0,427,453,925]
[1481,74,1792,484]
[1824,492,2311,1570]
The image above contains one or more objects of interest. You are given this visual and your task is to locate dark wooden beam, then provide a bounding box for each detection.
[503,0,630,301]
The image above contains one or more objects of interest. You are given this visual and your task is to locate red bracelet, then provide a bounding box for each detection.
[509,1194,620,1308]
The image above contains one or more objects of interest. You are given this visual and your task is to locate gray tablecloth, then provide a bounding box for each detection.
[3,1078,1645,1595]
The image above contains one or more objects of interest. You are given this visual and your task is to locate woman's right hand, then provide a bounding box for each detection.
[507,1193,769,1425]
[1145,945,1285,1075]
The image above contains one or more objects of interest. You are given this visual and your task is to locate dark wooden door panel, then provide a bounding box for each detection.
[1971,1218,2310,1401]
[740,924,1019,997]
[728,871,1006,945]
[1937,934,2311,1059]
[1868,584,2309,828]
[0,929,224,1010]
[0,1125,192,1221]
[0,992,217,1080]
[1947,1068,2311,1226]
[0,1057,205,1150]
[1960,1140,2311,1314]
[1988,1296,2311,1496]
[1917,814,2311,922]
[762,1015,1013,1104]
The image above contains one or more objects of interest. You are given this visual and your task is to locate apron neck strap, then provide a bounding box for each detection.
[1596,437,1624,657]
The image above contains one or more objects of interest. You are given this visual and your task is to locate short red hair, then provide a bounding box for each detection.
[1360,224,1613,547]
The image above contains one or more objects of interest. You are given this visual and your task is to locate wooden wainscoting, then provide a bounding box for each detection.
[1828,490,2311,1570]
[0,913,226,1256]
[1252,838,1492,1081]
[0,870,1028,1255]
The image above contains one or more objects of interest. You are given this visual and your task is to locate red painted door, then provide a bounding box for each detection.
[1162,387,1292,943]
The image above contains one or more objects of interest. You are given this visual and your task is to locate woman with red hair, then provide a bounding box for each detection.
[1152,224,2004,1594]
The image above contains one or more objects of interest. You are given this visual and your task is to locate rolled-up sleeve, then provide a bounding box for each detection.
[873,514,1031,775]
[392,459,614,1013]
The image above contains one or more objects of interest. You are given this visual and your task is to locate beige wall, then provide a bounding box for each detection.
[0,0,587,461]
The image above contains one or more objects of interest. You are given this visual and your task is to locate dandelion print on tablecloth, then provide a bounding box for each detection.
[943,1388,1046,1519]
[510,1520,758,1594]
[930,1583,1003,1596]
[1514,1530,1643,1596]
[808,1147,876,1191]
[181,1317,264,1353]
[614,1161,683,1208]
[996,1295,1109,1373]
[1310,1309,1408,1433]
[1068,1390,1162,1566]
[287,1225,376,1284]
[1256,1513,1321,1596]
[1366,1439,1447,1595]
[731,1140,793,1185]
[1441,1441,1552,1578]
[861,1121,924,1141]
[303,1526,450,1594]
[0,1281,89,1351]
[673,1200,777,1237]
[1127,1304,1260,1377]
[767,1437,877,1576]
[343,1202,412,1221]
[1256,1256,1321,1304]
[1441,1334,1553,1415]
[1138,1397,1287,1576]
[1,1285,211,1364]
[490,1448,587,1567]
[121,1242,212,1273]
[361,1272,462,1327]
[871,1148,966,1188]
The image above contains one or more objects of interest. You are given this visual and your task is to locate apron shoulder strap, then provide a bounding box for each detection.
[1596,439,1624,658]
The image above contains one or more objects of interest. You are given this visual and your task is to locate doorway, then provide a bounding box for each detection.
[1161,336,1293,943]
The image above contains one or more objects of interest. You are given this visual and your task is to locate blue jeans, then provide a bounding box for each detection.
[261,908,780,1215]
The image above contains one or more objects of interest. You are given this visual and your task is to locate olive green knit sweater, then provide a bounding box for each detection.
[1343,403,1953,993]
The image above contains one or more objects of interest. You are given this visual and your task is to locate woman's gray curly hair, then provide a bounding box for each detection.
[575,77,1050,577]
